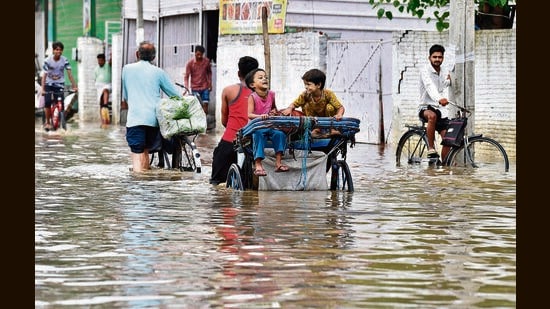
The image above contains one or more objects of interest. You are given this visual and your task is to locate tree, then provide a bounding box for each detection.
[368,0,511,32]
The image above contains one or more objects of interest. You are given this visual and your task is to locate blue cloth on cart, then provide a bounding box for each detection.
[239,116,360,152]
[241,116,360,138]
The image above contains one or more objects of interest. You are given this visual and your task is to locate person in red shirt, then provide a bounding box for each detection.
[209,56,259,185]
[183,45,212,114]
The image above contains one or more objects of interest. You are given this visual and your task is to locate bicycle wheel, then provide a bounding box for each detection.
[149,151,169,168]
[51,107,60,130]
[446,136,509,173]
[396,129,430,167]
[329,160,354,192]
[226,163,244,190]
[175,136,201,173]
[59,108,66,130]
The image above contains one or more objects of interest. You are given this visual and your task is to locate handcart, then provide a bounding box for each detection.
[226,116,360,191]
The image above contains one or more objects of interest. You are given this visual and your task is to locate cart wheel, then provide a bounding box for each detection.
[330,160,354,192]
[226,163,244,191]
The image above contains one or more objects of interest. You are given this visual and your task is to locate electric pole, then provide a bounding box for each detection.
[449,0,476,117]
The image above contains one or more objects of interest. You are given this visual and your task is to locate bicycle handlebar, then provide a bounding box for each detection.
[447,101,471,116]
[43,89,77,96]
[175,82,190,94]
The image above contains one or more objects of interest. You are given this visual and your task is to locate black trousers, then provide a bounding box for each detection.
[209,139,237,184]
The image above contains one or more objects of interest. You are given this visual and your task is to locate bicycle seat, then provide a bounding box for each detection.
[404,118,427,131]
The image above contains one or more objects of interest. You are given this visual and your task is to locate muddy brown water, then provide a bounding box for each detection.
[35,119,516,308]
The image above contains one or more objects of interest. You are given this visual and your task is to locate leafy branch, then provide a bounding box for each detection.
[368,0,511,32]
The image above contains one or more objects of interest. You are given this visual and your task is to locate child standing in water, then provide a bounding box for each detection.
[245,68,289,176]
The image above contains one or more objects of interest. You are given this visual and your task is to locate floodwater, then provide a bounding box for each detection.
[35,119,516,308]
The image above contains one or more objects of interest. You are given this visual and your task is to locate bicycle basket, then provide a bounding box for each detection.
[441,117,467,147]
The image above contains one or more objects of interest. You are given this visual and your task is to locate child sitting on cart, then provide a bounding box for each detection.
[280,68,345,138]
[245,68,289,176]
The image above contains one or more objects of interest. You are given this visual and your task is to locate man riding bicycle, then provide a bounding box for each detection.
[41,41,78,131]
[418,44,451,161]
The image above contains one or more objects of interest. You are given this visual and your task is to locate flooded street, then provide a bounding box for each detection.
[35,119,516,308]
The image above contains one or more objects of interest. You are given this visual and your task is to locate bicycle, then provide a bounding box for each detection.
[44,89,76,131]
[149,83,204,173]
[395,101,509,172]
[150,133,202,173]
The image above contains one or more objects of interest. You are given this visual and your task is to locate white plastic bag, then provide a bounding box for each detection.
[156,95,206,138]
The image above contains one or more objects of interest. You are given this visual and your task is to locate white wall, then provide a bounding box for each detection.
[215,32,327,132]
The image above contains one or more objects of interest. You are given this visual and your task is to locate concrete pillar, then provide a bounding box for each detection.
[449,0,475,128]
[76,37,104,123]
[111,34,124,125]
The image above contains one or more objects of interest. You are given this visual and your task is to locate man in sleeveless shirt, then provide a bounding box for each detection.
[209,56,259,185]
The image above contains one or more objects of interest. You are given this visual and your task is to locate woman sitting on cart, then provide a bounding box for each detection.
[245,68,290,176]
[280,68,345,138]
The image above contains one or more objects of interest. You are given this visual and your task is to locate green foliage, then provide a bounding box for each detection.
[368,0,511,32]
[478,0,509,7]
[171,96,192,120]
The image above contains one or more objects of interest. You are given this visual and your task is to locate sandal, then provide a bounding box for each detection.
[274,165,289,173]
[254,169,267,176]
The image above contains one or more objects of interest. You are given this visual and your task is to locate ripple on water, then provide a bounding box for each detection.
[35,125,516,308]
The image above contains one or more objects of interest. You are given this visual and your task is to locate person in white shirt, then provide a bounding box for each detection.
[418,44,452,161]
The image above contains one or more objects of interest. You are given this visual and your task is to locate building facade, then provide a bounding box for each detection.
[35,0,516,159]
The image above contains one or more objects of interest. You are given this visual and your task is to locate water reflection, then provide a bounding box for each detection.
[35,120,516,308]
[198,190,356,308]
